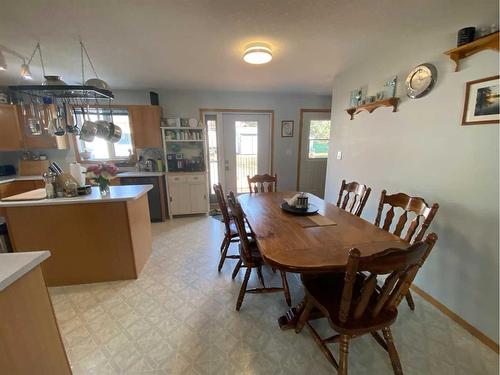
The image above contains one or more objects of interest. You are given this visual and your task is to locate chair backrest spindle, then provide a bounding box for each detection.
[375,190,439,243]
[213,183,232,233]
[227,192,253,263]
[247,174,277,193]
[339,233,437,322]
[336,179,371,217]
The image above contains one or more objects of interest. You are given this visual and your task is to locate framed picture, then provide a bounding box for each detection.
[462,75,499,126]
[281,120,294,137]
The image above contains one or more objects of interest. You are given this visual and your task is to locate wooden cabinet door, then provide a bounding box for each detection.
[168,176,191,215]
[189,182,207,213]
[16,105,69,150]
[0,104,23,151]
[129,105,162,148]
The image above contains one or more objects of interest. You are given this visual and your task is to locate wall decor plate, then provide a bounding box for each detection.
[462,75,499,125]
[405,64,437,98]
[281,120,294,137]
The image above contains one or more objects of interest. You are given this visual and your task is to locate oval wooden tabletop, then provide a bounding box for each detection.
[238,192,409,273]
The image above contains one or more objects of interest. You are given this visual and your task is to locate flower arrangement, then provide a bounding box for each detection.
[85,162,118,196]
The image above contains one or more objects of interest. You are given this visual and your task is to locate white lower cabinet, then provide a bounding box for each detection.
[167,173,208,217]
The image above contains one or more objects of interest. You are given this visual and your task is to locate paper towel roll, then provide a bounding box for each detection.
[69,163,86,187]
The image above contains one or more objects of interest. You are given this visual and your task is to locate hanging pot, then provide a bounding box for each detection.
[80,121,97,142]
[108,123,122,143]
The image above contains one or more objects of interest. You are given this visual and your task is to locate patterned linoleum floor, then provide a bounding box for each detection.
[49,216,499,374]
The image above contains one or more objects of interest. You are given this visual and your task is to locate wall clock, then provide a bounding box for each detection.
[405,63,437,98]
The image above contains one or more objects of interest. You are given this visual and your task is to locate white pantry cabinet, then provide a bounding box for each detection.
[166,173,208,218]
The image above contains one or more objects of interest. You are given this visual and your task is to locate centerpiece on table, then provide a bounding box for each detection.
[85,162,118,196]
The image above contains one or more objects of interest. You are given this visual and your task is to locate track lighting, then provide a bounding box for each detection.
[20,62,32,79]
[0,50,6,71]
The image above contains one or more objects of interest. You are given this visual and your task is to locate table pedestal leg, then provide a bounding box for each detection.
[278,299,306,330]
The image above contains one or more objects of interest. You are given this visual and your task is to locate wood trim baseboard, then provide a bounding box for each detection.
[410,285,499,354]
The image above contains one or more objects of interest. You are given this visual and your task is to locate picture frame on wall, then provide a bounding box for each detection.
[281,120,294,137]
[462,75,499,126]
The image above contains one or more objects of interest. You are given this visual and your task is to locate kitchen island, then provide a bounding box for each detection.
[0,185,153,286]
[0,251,71,374]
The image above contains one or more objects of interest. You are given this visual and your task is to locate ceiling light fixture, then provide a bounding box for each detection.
[243,43,272,65]
[20,61,32,79]
[0,50,6,71]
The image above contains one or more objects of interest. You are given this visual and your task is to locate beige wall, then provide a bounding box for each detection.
[324,34,499,340]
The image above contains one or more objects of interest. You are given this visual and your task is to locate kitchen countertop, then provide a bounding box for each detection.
[0,185,153,207]
[0,251,50,291]
[117,171,165,177]
[0,175,43,185]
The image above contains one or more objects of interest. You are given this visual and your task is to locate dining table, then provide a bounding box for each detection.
[237,191,410,330]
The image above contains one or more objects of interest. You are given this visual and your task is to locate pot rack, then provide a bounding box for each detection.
[7,41,116,140]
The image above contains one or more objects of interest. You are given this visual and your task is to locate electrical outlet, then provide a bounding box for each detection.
[337,151,342,160]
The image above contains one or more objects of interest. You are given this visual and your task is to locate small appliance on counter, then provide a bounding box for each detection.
[166,153,205,172]
[0,165,16,177]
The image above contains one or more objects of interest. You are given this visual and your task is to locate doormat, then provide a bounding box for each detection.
[209,209,224,223]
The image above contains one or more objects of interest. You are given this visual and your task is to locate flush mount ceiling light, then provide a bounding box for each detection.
[243,43,272,64]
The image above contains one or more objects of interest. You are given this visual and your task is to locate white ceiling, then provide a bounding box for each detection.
[0,0,497,94]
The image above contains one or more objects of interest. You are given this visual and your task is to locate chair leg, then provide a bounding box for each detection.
[256,266,266,288]
[232,259,242,279]
[295,298,314,333]
[219,235,228,253]
[405,290,416,311]
[280,271,292,306]
[217,235,230,272]
[338,334,350,375]
[382,327,403,375]
[236,267,252,311]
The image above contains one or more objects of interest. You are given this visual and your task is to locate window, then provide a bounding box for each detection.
[206,115,219,194]
[308,119,331,159]
[75,108,134,161]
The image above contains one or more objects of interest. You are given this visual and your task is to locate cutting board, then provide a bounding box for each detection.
[1,188,47,201]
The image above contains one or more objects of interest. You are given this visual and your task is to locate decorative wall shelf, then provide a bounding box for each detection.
[444,31,499,72]
[346,97,399,120]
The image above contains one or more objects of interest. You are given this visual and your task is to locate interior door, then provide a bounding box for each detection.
[221,113,271,194]
[298,111,331,198]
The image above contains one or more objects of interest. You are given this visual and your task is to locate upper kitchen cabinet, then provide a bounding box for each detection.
[0,104,23,151]
[129,105,162,148]
[16,105,69,150]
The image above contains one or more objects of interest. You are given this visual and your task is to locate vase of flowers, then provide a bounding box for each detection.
[85,162,118,196]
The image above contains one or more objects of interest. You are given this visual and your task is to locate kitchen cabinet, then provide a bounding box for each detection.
[120,175,167,222]
[0,104,23,151]
[129,105,162,148]
[167,173,208,217]
[16,105,69,150]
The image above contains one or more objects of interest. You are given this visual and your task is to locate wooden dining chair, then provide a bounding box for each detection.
[213,183,242,272]
[336,179,371,217]
[375,190,439,310]
[247,173,277,193]
[227,192,291,311]
[295,233,438,375]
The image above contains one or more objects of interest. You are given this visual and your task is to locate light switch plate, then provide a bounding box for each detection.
[337,151,342,160]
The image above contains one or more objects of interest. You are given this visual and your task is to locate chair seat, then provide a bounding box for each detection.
[238,239,263,266]
[301,272,398,334]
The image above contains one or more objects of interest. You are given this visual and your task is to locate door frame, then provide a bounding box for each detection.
[296,108,331,190]
[199,108,275,193]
